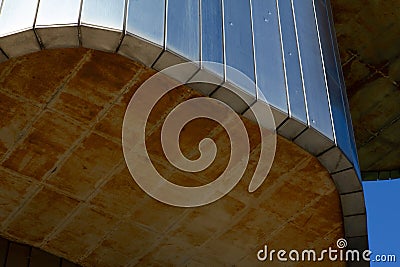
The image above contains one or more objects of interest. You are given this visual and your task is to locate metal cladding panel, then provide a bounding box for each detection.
[292,0,334,140]
[325,0,360,176]
[35,0,81,27]
[277,0,307,123]
[166,0,200,61]
[126,0,165,46]
[313,0,339,84]
[80,0,125,30]
[252,0,287,114]
[325,73,354,162]
[201,0,224,77]
[223,0,256,97]
[314,0,355,165]
[0,0,39,36]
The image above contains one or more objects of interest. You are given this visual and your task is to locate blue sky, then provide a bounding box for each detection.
[363,179,400,266]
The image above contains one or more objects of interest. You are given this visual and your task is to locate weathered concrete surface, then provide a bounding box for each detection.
[0,49,344,266]
[331,0,400,172]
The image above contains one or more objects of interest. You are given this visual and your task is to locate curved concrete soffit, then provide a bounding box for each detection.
[0,0,369,261]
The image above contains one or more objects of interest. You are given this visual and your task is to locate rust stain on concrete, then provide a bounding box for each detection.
[0,49,344,266]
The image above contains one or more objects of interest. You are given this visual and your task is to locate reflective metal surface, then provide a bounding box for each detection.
[0,0,368,257]
[292,0,334,139]
[201,0,224,77]
[223,0,256,96]
[277,0,307,123]
[252,0,287,113]
[80,0,125,30]
[35,0,81,27]
[126,0,165,46]
[0,0,39,36]
[166,0,199,61]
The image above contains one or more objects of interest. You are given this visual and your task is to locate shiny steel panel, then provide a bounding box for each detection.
[0,0,39,36]
[313,0,339,83]
[35,0,81,27]
[201,0,224,77]
[223,0,256,96]
[324,73,353,161]
[277,0,307,123]
[252,0,287,113]
[80,0,125,30]
[292,0,334,139]
[126,0,165,46]
[166,0,200,61]
[325,0,360,172]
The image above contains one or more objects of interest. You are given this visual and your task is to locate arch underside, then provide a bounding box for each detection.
[0,48,354,266]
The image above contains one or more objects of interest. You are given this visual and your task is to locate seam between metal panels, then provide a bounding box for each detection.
[325,0,358,162]
[151,0,168,68]
[290,0,310,127]
[115,0,129,53]
[325,0,360,165]
[199,0,203,64]
[276,0,291,118]
[221,0,227,84]
[33,0,44,50]
[312,0,336,144]
[249,0,259,100]
[77,0,84,46]
[0,0,5,15]
[163,0,168,51]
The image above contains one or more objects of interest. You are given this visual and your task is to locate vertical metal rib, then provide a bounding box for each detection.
[249,0,259,100]
[276,0,290,116]
[290,0,310,126]
[312,0,336,143]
